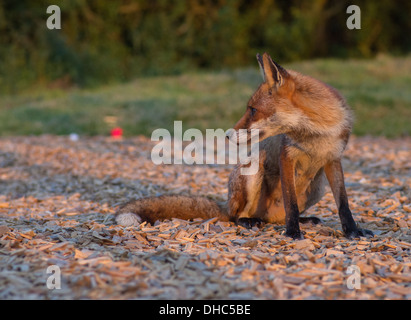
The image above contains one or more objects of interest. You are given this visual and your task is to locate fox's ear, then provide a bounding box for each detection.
[256,53,266,82]
[257,53,288,88]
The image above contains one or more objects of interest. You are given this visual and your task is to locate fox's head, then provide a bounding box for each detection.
[226,52,298,144]
[226,52,351,150]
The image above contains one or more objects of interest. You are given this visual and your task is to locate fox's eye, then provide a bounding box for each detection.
[249,107,257,116]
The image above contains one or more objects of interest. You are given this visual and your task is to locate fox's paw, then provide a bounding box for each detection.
[237,218,264,229]
[345,228,374,239]
[285,230,304,240]
[116,212,141,227]
[299,217,321,225]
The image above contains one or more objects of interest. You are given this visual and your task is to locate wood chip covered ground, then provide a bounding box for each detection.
[0,135,410,299]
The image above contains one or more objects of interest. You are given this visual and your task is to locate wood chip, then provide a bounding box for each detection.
[0,225,10,236]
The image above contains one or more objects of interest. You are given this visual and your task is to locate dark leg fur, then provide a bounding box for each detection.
[280,144,304,240]
[324,160,373,239]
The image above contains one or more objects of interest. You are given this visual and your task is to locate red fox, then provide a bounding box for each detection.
[116,53,373,239]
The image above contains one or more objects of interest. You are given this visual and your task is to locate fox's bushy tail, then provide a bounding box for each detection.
[115,195,229,227]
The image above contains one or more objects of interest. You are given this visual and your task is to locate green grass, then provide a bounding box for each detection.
[1,54,410,138]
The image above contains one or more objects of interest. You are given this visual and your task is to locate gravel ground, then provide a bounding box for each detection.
[0,135,410,299]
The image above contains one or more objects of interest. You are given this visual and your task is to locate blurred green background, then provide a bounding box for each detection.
[0,0,410,137]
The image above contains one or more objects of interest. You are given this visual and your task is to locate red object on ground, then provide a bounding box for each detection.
[110,127,123,138]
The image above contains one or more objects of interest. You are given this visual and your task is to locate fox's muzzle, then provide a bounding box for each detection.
[225,128,245,145]
[226,128,264,146]
[225,128,236,141]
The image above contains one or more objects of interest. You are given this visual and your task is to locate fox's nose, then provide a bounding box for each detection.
[225,128,234,140]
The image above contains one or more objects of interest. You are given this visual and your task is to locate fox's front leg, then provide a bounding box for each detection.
[279,145,303,239]
[324,160,373,239]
